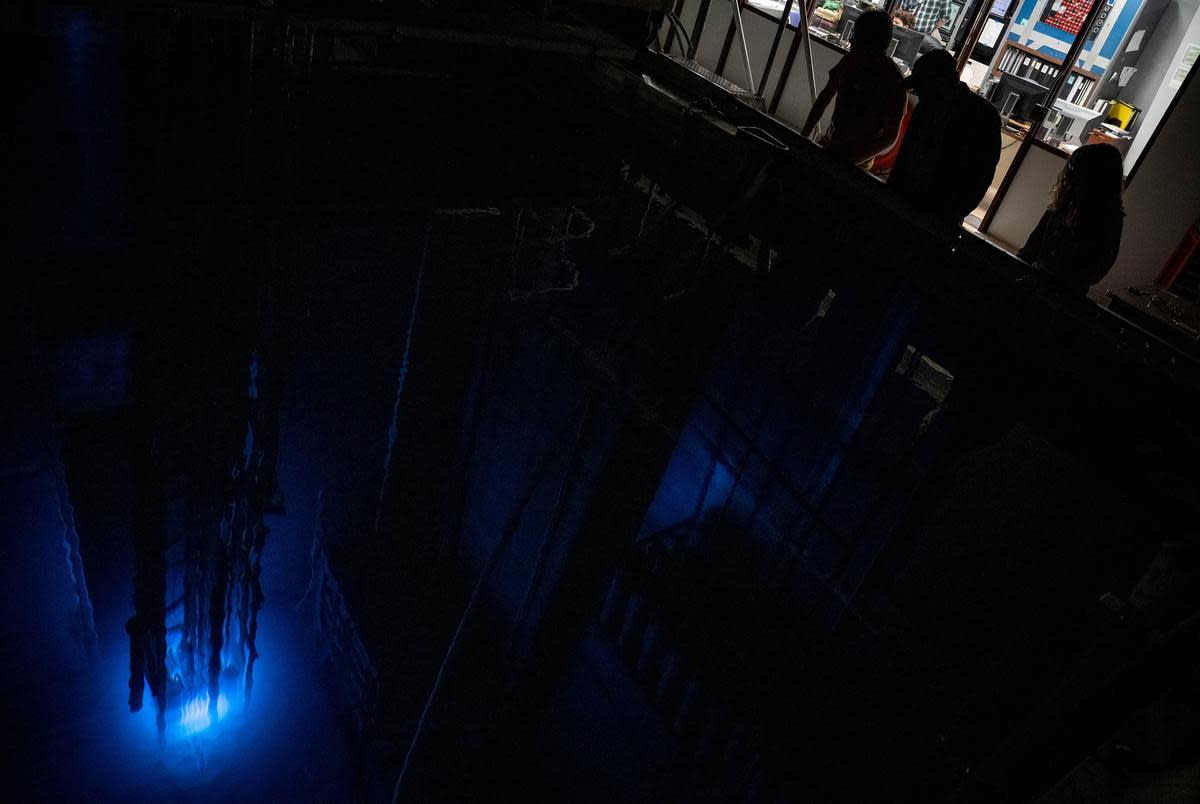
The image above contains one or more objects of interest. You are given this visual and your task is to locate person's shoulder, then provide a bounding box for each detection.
[962,85,1000,121]
[964,85,995,111]
[1098,204,1126,233]
[880,54,905,78]
[865,54,905,83]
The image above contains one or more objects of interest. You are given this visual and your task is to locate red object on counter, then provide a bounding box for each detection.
[1157,219,1200,290]
[870,96,914,176]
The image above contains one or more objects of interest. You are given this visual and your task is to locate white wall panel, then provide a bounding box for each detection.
[719,8,777,93]
[773,38,842,131]
[986,144,1064,251]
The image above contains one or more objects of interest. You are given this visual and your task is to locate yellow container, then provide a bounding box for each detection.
[1106,100,1139,130]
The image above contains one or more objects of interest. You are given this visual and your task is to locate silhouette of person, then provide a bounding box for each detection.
[801,10,906,168]
[1018,143,1125,295]
[888,49,1001,224]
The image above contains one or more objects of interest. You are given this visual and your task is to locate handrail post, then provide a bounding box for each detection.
[955,0,993,75]
[758,0,796,97]
[730,0,757,94]
[794,0,819,105]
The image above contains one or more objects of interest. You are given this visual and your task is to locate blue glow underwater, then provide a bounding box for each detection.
[178,693,232,737]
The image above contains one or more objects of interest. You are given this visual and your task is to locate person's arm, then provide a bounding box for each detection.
[949,102,1002,220]
[1018,211,1049,264]
[937,0,953,27]
[801,84,838,139]
[834,92,906,163]
[1081,213,1123,287]
[865,91,909,158]
[802,59,844,139]
[1103,215,1124,272]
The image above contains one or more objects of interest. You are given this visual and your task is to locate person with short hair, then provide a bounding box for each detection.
[800,10,907,168]
[888,49,1001,224]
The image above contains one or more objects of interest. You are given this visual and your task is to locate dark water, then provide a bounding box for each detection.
[11,7,1193,804]
[4,6,710,802]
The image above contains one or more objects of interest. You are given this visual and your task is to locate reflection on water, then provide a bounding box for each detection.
[178,693,231,737]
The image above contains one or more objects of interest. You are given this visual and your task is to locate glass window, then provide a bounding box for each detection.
[742,0,983,71]
[741,0,865,52]
[967,0,1200,172]
[745,0,799,20]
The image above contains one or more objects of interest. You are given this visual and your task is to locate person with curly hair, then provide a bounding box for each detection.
[1018,143,1126,295]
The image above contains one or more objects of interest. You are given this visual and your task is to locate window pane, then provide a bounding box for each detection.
[965,0,1200,172]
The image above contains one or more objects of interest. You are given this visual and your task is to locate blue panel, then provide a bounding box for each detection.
[1033,21,1078,45]
[1015,0,1040,24]
[1100,0,1141,60]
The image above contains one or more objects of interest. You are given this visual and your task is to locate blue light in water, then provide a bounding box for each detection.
[179,693,231,736]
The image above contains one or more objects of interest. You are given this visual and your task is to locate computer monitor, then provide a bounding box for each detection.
[1051,98,1104,146]
[990,72,1048,123]
[890,26,925,68]
[838,4,865,39]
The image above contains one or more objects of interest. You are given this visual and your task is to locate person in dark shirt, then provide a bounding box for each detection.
[801,10,906,168]
[888,49,1001,224]
[1018,143,1125,295]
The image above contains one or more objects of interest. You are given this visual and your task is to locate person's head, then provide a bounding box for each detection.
[903,49,959,103]
[851,10,893,55]
[1051,143,1125,224]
